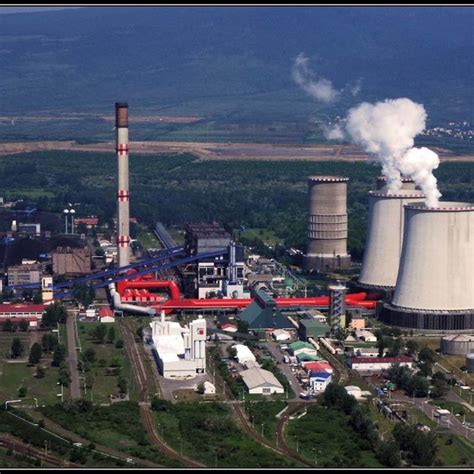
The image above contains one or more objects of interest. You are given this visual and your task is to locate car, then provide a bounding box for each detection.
[299,392,310,400]
[73,442,83,447]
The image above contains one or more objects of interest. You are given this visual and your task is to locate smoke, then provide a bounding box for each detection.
[292,53,340,103]
[328,98,442,207]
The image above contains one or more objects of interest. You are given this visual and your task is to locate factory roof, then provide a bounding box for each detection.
[289,341,315,351]
[351,356,412,364]
[299,319,329,328]
[0,304,47,314]
[311,372,332,380]
[240,367,284,390]
[233,344,256,363]
[304,361,333,373]
[186,223,230,238]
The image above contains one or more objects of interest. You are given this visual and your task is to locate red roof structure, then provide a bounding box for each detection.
[99,306,114,318]
[0,304,46,314]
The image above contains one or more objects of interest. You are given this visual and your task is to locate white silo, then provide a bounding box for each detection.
[358,190,425,289]
[383,202,474,332]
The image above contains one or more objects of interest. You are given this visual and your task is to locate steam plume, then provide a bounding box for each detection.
[329,98,441,207]
[292,53,340,103]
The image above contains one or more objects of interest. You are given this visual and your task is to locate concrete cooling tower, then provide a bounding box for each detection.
[303,176,351,272]
[358,190,425,289]
[383,202,474,332]
[376,176,416,192]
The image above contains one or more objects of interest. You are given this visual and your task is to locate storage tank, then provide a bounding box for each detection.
[358,190,425,289]
[383,202,474,332]
[376,176,416,192]
[466,353,474,373]
[440,334,474,355]
[303,176,351,272]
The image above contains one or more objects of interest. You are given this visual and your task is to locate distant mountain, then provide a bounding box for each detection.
[0,6,472,125]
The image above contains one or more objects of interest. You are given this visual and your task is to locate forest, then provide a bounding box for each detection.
[0,151,472,261]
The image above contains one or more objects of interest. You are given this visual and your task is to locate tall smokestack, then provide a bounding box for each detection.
[303,176,351,272]
[115,102,130,268]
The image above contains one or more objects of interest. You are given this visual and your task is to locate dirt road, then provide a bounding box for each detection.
[0,140,471,162]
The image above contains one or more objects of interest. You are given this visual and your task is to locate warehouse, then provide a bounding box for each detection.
[349,356,413,373]
[240,367,284,395]
[289,341,318,357]
[233,344,256,365]
[298,318,330,340]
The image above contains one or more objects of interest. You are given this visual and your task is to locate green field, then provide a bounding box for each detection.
[152,401,295,468]
[244,400,286,444]
[136,225,162,250]
[41,400,181,467]
[0,333,30,359]
[76,321,136,403]
[240,228,282,247]
[286,404,383,468]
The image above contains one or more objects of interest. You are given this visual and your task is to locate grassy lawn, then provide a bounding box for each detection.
[41,401,181,467]
[286,404,383,468]
[152,401,295,468]
[76,321,134,404]
[136,225,162,250]
[240,227,282,246]
[245,400,286,444]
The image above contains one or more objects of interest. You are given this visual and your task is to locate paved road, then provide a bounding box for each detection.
[66,310,81,399]
[389,391,474,441]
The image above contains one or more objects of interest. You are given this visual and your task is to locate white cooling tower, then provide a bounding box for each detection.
[358,190,425,289]
[383,202,474,332]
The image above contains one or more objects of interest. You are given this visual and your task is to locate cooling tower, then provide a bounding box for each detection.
[383,202,474,332]
[376,176,416,192]
[115,102,130,268]
[358,190,425,289]
[303,176,351,272]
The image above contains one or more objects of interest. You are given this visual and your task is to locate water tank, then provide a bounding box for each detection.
[440,334,474,355]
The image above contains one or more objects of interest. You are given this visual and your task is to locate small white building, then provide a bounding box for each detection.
[355,330,377,342]
[272,329,292,342]
[309,372,332,393]
[233,344,256,365]
[240,367,284,395]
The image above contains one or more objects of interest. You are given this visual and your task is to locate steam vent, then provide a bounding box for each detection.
[358,189,425,289]
[376,176,416,192]
[383,202,474,332]
[303,176,351,272]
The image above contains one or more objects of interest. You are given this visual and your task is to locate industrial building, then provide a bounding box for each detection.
[440,334,474,355]
[232,344,256,365]
[358,189,425,289]
[298,318,330,339]
[383,202,474,331]
[349,356,413,373]
[303,176,351,272]
[184,224,247,299]
[150,313,206,378]
[0,303,47,328]
[466,354,474,374]
[240,367,284,395]
[7,263,41,286]
[52,246,91,275]
[309,371,332,393]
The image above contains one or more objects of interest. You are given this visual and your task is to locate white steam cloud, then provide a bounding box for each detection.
[292,53,340,103]
[327,98,442,207]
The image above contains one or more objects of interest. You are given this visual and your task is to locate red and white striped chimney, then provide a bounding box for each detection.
[115,102,130,268]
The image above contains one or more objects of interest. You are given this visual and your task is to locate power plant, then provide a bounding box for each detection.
[303,176,351,272]
[358,188,425,289]
[383,202,474,332]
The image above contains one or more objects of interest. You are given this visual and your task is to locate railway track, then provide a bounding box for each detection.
[119,319,204,468]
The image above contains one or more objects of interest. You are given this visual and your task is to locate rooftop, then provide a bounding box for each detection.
[240,367,284,390]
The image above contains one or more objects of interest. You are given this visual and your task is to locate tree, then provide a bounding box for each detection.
[85,373,94,389]
[36,365,45,378]
[72,283,95,308]
[82,347,96,364]
[430,372,449,399]
[388,337,402,357]
[52,343,67,367]
[33,292,43,304]
[136,326,144,340]
[107,325,116,343]
[227,346,237,359]
[406,340,419,356]
[41,333,59,353]
[18,387,27,397]
[19,319,29,332]
[408,375,430,397]
[115,339,124,349]
[237,319,249,334]
[11,337,24,358]
[118,376,128,394]
[58,362,71,387]
[418,347,436,364]
[42,302,67,327]
[94,324,107,343]
[196,382,205,394]
[3,319,14,332]
[28,342,42,364]
[377,441,401,467]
